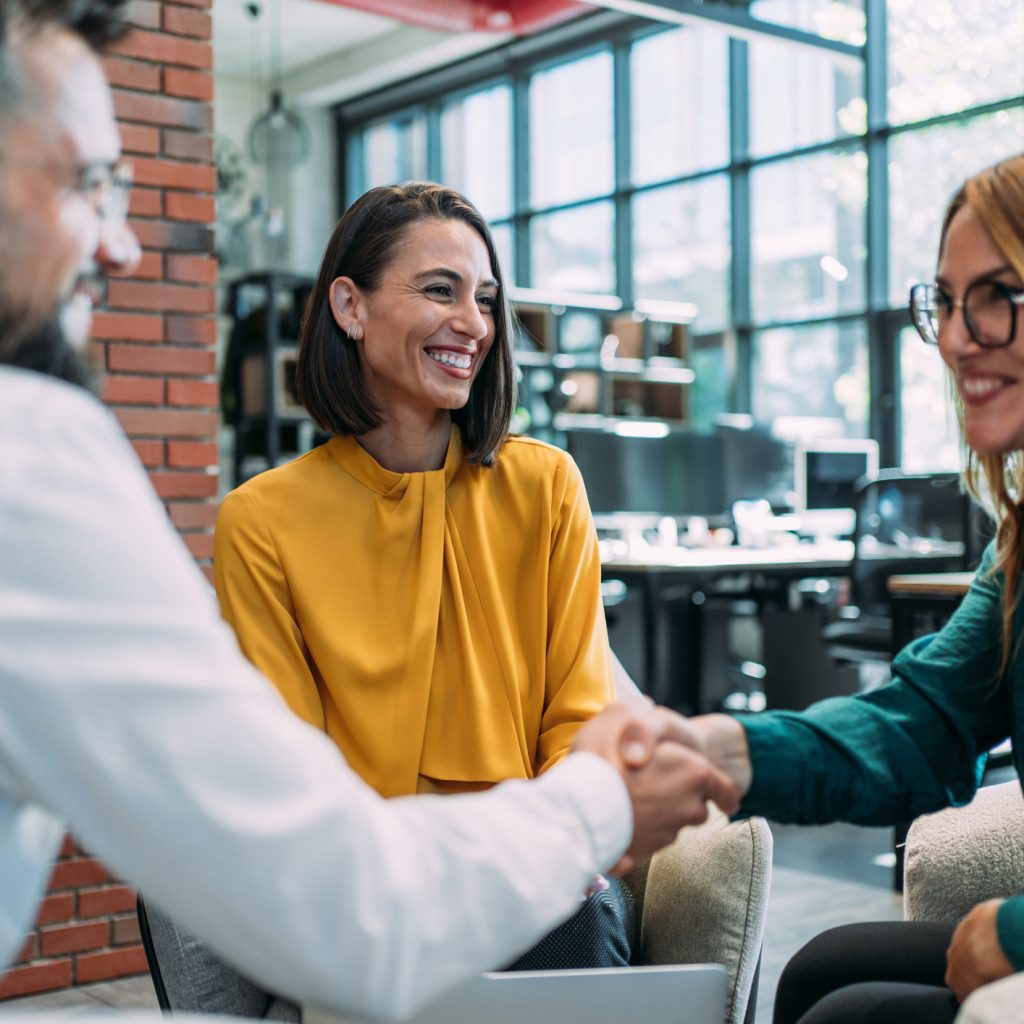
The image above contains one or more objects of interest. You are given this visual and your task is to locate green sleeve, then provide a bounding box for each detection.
[738,543,1011,826]
[997,897,1024,971]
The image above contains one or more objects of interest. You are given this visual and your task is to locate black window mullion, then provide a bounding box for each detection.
[729,36,751,415]
[865,0,896,464]
[512,74,532,288]
[613,38,633,308]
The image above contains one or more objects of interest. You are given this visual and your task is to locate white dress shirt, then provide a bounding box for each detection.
[0,366,631,1020]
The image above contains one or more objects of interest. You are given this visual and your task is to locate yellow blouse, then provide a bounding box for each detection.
[214,427,615,798]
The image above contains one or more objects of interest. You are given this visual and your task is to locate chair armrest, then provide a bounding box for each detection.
[627,808,772,1024]
[905,781,1024,924]
[955,972,1024,1023]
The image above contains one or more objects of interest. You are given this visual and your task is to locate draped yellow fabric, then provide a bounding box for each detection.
[214,427,615,798]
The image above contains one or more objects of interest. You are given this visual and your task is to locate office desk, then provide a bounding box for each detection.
[601,540,855,708]
[888,572,975,653]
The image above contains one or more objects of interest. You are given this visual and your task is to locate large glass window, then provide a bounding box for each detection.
[529,52,614,208]
[748,38,864,156]
[899,324,960,471]
[530,201,615,294]
[749,0,866,45]
[440,84,513,222]
[752,320,868,434]
[888,0,1024,126]
[342,6,1023,468]
[362,116,426,190]
[888,108,1024,306]
[631,27,728,185]
[633,175,731,334]
[751,149,867,323]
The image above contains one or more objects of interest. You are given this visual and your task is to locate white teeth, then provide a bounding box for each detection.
[960,377,1007,397]
[427,350,471,370]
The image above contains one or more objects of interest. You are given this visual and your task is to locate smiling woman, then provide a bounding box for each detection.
[679,154,1024,1024]
[213,182,633,972]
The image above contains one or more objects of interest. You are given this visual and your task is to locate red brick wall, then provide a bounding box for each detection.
[0,0,217,1000]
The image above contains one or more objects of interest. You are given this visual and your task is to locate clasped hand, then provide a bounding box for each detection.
[571,703,752,874]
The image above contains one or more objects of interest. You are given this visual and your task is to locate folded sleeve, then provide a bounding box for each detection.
[740,543,1008,826]
[997,897,1024,971]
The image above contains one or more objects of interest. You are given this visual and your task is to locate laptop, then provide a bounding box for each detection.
[305,963,728,1024]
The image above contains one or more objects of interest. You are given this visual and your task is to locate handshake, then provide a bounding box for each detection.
[571,704,753,873]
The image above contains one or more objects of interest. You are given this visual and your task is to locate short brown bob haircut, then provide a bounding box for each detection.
[296,181,516,466]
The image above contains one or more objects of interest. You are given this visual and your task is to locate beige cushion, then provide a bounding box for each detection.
[904,781,1024,924]
[626,808,772,1024]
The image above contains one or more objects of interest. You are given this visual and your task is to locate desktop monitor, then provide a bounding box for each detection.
[566,426,726,520]
[794,438,880,537]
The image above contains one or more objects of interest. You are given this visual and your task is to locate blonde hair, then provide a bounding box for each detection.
[944,154,1024,674]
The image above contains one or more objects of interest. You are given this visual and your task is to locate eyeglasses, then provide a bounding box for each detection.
[67,160,134,226]
[0,157,133,225]
[910,280,1024,349]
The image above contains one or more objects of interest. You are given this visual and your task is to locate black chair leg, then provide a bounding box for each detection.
[136,895,171,1011]
[743,949,762,1023]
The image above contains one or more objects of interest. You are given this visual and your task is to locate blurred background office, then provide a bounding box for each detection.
[213,0,1021,714]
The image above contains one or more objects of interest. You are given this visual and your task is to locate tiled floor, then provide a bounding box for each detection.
[0,974,158,1014]
[0,822,903,1023]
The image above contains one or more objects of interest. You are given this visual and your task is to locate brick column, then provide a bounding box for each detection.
[0,0,217,1000]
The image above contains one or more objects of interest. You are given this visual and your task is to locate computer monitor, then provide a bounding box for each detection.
[566,426,726,519]
[714,419,793,511]
[794,438,880,537]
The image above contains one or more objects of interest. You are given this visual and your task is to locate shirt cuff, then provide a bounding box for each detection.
[996,897,1024,971]
[539,751,632,872]
[734,713,801,819]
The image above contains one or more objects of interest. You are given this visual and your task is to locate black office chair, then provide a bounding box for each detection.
[823,470,981,664]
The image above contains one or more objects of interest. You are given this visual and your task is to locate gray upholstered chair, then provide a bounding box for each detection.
[902,780,1024,1024]
[140,654,772,1024]
[142,809,771,1024]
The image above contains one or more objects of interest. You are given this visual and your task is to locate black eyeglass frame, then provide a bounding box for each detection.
[909,280,1024,350]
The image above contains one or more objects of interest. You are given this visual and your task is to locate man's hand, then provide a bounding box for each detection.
[946,900,1015,1002]
[572,704,740,874]
[619,710,754,798]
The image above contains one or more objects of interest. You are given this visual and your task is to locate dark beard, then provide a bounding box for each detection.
[0,311,96,392]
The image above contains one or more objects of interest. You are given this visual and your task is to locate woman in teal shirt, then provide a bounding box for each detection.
[685,153,1024,1023]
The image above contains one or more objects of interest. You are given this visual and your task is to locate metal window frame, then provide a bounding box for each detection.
[334,4,1024,467]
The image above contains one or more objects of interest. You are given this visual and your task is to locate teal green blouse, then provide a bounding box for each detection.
[740,542,1024,967]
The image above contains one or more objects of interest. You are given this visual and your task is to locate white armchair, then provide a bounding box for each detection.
[902,780,1024,1024]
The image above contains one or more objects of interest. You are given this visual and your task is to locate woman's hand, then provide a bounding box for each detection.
[572,703,740,874]
[619,709,753,798]
[945,899,1015,1002]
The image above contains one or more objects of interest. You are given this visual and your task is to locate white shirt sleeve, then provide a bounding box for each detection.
[0,370,632,1021]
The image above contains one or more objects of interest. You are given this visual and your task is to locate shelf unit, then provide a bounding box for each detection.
[509,288,697,440]
[224,271,318,486]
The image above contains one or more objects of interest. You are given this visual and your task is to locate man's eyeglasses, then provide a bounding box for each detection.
[910,280,1024,349]
[0,157,133,225]
[66,160,134,226]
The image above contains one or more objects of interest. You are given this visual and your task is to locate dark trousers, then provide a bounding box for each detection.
[774,921,960,1024]
[506,876,635,971]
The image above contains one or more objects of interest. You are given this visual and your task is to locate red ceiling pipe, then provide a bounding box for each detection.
[319,0,593,35]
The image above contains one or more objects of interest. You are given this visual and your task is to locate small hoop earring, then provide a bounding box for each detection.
[346,325,363,343]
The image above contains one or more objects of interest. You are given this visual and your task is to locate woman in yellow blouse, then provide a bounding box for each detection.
[214,182,629,968]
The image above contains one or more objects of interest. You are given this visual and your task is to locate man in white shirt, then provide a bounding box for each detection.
[0,0,740,1019]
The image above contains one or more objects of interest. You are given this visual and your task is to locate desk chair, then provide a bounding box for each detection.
[823,470,974,665]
